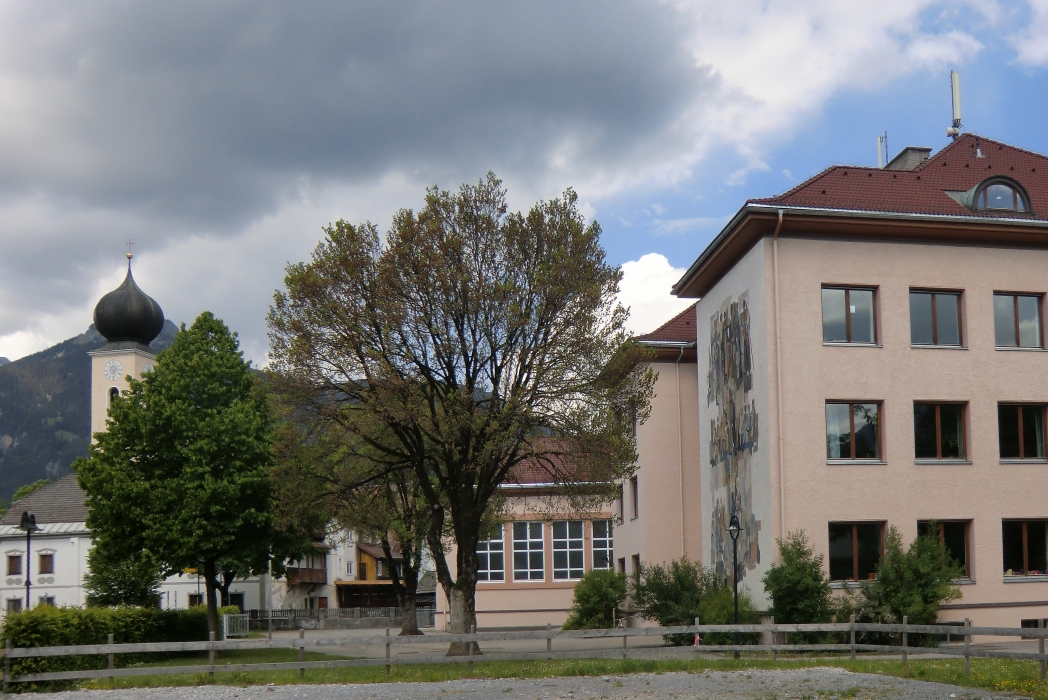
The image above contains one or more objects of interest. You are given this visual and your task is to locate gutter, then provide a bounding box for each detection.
[672,202,1048,297]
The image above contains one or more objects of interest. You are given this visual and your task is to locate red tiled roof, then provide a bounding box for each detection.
[635,303,697,343]
[750,134,1048,219]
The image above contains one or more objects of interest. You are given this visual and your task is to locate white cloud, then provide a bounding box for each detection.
[618,253,695,336]
[1012,0,1048,64]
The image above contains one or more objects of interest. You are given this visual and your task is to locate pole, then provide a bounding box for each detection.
[849,614,856,661]
[385,626,391,676]
[208,631,215,679]
[964,618,970,677]
[769,615,775,661]
[546,622,552,661]
[732,532,739,660]
[1040,618,1045,681]
[299,629,305,678]
[107,633,114,685]
[467,624,474,675]
[901,615,908,677]
[5,638,11,693]
[24,529,31,611]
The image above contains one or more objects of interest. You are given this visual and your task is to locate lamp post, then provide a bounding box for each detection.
[727,512,741,659]
[18,511,40,611]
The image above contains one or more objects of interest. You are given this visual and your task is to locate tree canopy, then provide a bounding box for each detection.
[268,173,652,643]
[76,312,284,635]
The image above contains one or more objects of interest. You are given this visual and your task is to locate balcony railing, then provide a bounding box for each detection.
[285,567,327,585]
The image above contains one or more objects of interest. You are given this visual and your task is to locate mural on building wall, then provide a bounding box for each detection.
[707,293,761,583]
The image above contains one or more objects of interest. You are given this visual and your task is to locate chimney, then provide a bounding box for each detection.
[886,147,932,171]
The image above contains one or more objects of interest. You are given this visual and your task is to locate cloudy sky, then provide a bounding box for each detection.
[2,1,1048,364]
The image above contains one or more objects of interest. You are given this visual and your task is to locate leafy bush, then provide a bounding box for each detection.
[762,531,831,641]
[563,569,627,629]
[1,604,239,691]
[631,557,757,645]
[833,525,962,646]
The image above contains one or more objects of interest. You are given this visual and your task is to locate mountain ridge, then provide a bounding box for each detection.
[0,321,178,499]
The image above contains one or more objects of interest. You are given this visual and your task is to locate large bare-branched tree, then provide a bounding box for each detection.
[268,174,652,649]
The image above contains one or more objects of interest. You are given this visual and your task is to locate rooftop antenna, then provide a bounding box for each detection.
[946,70,962,139]
[877,132,888,168]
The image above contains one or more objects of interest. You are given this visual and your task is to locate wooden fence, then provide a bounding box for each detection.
[3,617,1048,690]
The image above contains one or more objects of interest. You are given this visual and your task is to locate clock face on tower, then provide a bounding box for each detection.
[103,359,123,381]
[142,363,154,374]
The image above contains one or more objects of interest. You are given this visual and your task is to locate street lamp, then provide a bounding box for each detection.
[727,512,742,659]
[18,511,40,611]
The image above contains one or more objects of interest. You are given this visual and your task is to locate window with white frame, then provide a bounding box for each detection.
[592,520,613,570]
[553,521,584,580]
[513,522,544,581]
[477,525,505,582]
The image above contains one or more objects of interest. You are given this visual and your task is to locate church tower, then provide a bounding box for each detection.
[88,253,166,436]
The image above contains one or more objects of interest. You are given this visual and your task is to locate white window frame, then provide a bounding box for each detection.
[592,520,614,570]
[477,525,505,582]
[553,521,585,580]
[513,521,544,581]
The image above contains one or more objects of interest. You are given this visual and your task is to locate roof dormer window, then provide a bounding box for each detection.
[975,180,1028,213]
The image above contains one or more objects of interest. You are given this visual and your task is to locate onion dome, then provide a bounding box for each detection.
[93,256,165,345]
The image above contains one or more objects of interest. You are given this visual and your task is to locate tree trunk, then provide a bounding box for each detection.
[203,559,221,641]
[382,537,423,636]
[218,570,236,608]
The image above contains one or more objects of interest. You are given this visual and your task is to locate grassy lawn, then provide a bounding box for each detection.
[59,654,1048,697]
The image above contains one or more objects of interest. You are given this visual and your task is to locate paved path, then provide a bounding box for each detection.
[27,667,1028,699]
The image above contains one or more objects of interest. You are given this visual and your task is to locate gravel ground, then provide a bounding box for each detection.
[25,667,1030,700]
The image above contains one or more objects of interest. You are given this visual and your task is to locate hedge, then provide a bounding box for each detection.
[1,604,239,691]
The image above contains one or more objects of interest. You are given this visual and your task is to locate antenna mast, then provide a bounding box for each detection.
[947,70,962,139]
[877,132,888,168]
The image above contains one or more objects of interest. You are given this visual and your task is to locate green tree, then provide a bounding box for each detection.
[763,530,831,639]
[268,174,653,650]
[563,568,627,630]
[83,543,164,608]
[76,312,283,637]
[12,479,51,503]
[631,557,757,645]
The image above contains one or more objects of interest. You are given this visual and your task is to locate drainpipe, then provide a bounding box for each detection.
[772,209,786,542]
[676,344,685,557]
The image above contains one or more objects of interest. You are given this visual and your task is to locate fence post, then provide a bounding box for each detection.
[546,623,552,661]
[1040,618,1046,681]
[107,633,115,685]
[769,616,775,661]
[622,626,628,660]
[208,631,215,679]
[298,629,305,678]
[694,617,700,648]
[964,618,970,677]
[849,614,856,661]
[385,626,391,676]
[4,638,11,694]
[901,615,908,676]
[467,624,474,675]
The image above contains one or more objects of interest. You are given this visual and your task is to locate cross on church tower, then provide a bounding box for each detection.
[126,239,134,260]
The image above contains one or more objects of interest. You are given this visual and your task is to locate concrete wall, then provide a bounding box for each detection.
[772,235,1048,628]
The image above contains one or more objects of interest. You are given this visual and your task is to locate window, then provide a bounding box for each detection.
[822,287,876,344]
[629,477,639,519]
[826,402,880,460]
[977,181,1028,212]
[477,525,505,582]
[999,404,1046,460]
[229,593,245,612]
[618,485,624,523]
[592,520,614,570]
[6,599,21,614]
[553,521,584,580]
[914,403,966,460]
[107,387,120,406]
[828,522,882,581]
[6,555,21,577]
[909,291,961,346]
[38,554,54,575]
[631,554,641,576]
[994,294,1043,348]
[513,522,544,581]
[918,520,971,578]
[346,561,353,576]
[1003,520,1048,576]
[188,594,203,607]
[37,595,55,607]
[359,562,367,580]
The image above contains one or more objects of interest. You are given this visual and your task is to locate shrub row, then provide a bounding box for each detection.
[1,604,239,691]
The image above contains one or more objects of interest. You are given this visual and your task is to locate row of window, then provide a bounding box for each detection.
[5,596,54,614]
[829,519,1048,582]
[827,401,1048,462]
[6,553,53,577]
[823,288,1044,349]
[476,520,614,582]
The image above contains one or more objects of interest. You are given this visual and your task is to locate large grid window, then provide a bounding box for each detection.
[513,522,544,581]
[553,521,584,580]
[994,294,1043,348]
[999,404,1046,460]
[476,525,505,582]
[822,287,876,344]
[826,402,880,459]
[38,554,54,576]
[910,291,961,346]
[828,522,882,581]
[1003,520,1048,576]
[918,520,971,578]
[6,555,21,577]
[914,403,966,460]
[592,520,614,570]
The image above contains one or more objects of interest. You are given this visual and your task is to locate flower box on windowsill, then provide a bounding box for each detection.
[827,459,887,466]
[1004,573,1048,582]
